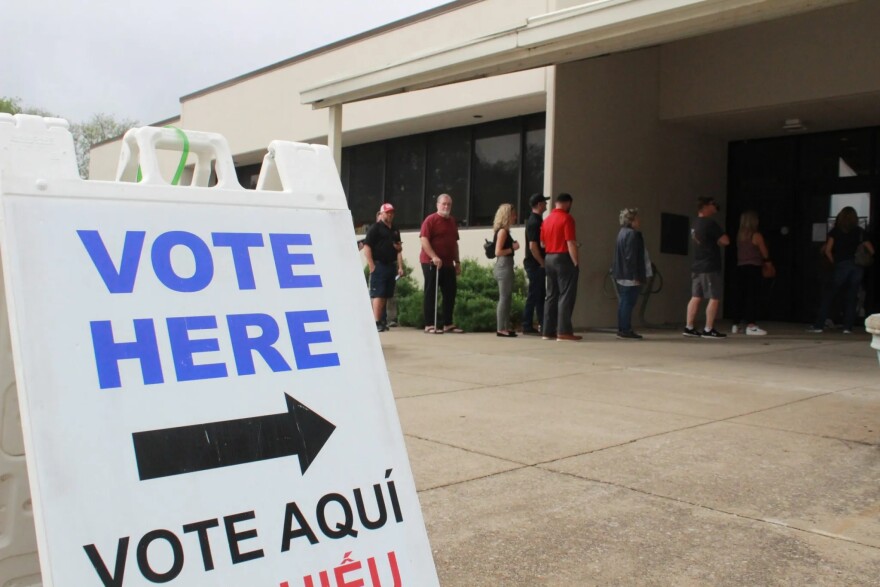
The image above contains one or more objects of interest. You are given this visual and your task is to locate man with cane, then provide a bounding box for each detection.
[419,193,463,333]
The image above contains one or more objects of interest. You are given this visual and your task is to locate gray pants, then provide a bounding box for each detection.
[493,256,514,331]
[544,253,579,335]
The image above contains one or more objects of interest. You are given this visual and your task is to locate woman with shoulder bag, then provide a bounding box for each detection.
[612,208,646,339]
[731,210,771,335]
[809,206,875,333]
[493,203,520,337]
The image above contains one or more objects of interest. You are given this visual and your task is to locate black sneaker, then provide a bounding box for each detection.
[376,321,389,332]
[701,328,727,339]
[617,331,643,339]
[683,327,702,338]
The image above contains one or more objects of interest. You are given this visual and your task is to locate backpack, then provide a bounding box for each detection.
[484,231,498,259]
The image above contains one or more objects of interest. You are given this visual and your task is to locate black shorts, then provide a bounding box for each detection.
[369,262,397,298]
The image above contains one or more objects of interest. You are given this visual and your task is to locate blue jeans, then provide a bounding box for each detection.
[813,260,863,330]
[522,265,545,330]
[617,284,640,333]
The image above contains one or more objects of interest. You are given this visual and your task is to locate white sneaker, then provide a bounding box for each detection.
[730,324,739,334]
[746,325,767,336]
[842,329,852,334]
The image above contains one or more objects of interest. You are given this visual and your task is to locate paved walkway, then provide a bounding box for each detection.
[380,324,880,586]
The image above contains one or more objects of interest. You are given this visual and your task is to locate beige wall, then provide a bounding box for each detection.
[178,0,551,159]
[90,140,121,180]
[90,0,553,178]
[659,0,880,121]
[87,0,880,330]
[552,48,727,329]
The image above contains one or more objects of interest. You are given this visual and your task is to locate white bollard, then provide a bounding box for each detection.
[866,314,880,366]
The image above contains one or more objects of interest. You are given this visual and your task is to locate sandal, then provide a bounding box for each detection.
[424,326,444,334]
[443,325,465,333]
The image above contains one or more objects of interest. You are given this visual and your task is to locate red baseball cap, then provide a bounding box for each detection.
[379,203,395,213]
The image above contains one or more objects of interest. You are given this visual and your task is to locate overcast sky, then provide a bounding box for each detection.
[2,0,448,124]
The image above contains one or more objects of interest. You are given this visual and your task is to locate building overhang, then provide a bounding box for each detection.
[301,0,854,109]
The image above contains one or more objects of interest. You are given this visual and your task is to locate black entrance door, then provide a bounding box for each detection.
[727,127,879,324]
[801,184,877,326]
[727,137,798,321]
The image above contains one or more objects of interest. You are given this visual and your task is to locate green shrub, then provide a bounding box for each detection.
[376,258,528,332]
[453,292,497,332]
[397,283,425,328]
[364,260,424,328]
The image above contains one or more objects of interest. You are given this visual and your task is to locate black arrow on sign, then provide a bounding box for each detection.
[131,394,335,481]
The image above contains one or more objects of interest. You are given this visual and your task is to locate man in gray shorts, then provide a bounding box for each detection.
[684,197,730,339]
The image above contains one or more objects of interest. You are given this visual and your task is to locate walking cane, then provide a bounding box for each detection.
[433,263,440,332]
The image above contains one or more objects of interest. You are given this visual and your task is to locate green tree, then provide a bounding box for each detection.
[1,96,137,179]
[70,113,138,178]
[1,95,57,118]
[0,96,22,114]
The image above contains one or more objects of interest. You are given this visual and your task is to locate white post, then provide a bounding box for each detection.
[542,65,556,199]
[866,314,880,366]
[328,105,343,177]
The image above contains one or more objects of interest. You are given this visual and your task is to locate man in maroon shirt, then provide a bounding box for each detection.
[541,193,582,341]
[419,194,463,333]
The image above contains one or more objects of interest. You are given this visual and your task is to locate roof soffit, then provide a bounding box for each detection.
[301,0,856,108]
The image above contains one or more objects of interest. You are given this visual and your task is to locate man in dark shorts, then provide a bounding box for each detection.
[684,197,730,339]
[522,193,549,334]
[363,203,403,332]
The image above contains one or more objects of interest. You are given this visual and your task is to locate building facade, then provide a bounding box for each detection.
[91,0,880,328]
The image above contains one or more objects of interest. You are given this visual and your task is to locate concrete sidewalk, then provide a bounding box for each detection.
[381,324,880,586]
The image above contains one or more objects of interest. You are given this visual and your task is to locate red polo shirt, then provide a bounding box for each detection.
[419,213,460,265]
[541,208,576,254]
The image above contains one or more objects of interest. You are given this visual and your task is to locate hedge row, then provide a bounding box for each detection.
[369,259,529,332]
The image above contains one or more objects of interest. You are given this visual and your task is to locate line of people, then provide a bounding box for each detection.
[492,193,582,340]
[364,193,875,339]
[685,198,876,337]
[365,193,468,335]
[418,191,581,340]
[364,192,584,339]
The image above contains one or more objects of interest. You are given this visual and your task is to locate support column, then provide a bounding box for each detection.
[328,105,343,176]
[543,66,556,198]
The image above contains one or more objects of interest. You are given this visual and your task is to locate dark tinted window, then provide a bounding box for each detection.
[471,119,521,227]
[799,128,875,179]
[521,114,546,221]
[341,114,545,230]
[235,163,262,190]
[385,135,426,229]
[425,127,471,225]
[348,143,385,230]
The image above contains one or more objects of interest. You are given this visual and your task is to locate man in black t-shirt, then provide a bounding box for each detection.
[684,197,730,339]
[522,193,549,334]
[363,203,404,332]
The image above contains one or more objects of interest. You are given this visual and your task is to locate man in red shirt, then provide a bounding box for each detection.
[419,194,463,333]
[541,193,582,341]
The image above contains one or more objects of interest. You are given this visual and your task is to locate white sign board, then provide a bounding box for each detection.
[0,130,438,586]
